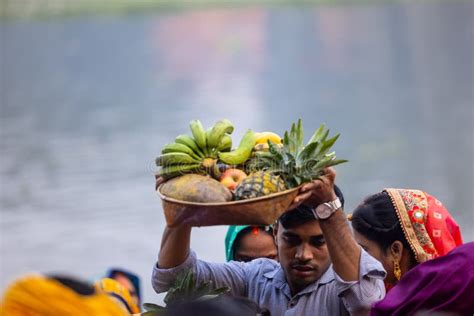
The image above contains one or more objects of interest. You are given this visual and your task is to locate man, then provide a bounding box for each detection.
[153,168,386,315]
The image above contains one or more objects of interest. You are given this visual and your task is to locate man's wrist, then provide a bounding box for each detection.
[313,196,342,220]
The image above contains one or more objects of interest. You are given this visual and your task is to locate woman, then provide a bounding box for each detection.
[370,241,474,315]
[225,225,277,262]
[0,274,130,316]
[104,268,141,311]
[351,189,463,290]
[350,188,466,315]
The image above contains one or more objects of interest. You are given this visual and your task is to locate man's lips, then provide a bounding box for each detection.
[291,264,315,273]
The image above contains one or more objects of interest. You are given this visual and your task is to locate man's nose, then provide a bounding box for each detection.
[295,243,313,262]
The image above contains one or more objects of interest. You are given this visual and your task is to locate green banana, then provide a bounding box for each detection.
[175,134,205,158]
[206,119,234,149]
[205,128,216,158]
[156,152,200,166]
[217,134,232,152]
[189,120,208,155]
[161,143,202,160]
[158,163,201,180]
[218,129,256,165]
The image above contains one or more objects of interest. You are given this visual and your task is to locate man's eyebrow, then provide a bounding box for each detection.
[310,234,325,241]
[282,231,299,237]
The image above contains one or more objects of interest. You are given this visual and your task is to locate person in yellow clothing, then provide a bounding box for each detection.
[95,277,140,314]
[0,274,130,316]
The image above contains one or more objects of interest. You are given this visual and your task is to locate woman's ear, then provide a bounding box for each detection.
[390,240,404,261]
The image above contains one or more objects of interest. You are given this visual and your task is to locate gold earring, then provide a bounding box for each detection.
[394,261,402,281]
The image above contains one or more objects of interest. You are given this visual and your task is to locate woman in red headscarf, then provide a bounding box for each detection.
[350,189,466,315]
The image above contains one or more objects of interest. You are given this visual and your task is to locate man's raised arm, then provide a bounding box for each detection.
[158,225,192,269]
[290,167,360,281]
[153,177,247,297]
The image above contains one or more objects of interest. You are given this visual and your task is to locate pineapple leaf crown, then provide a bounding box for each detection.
[248,119,347,188]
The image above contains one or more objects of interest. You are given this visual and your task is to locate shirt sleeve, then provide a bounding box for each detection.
[334,248,387,315]
[152,250,248,297]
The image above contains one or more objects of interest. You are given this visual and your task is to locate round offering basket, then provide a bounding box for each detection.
[157,185,301,227]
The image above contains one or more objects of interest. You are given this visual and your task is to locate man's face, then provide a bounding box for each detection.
[275,220,331,294]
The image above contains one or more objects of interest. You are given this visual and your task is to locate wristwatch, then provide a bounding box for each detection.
[313,198,342,220]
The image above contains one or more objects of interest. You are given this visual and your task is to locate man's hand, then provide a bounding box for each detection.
[288,167,338,210]
[287,167,361,282]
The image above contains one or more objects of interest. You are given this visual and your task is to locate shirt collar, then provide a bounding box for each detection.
[264,266,291,298]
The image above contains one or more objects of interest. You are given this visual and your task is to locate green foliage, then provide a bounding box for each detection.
[142,269,230,315]
[248,119,347,188]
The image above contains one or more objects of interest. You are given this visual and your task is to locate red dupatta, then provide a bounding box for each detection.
[383,188,463,263]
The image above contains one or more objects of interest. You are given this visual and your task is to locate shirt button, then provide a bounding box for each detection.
[289,300,297,308]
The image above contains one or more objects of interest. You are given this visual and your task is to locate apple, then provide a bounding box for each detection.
[220,169,247,191]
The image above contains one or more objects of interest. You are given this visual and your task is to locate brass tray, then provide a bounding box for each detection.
[157,185,301,227]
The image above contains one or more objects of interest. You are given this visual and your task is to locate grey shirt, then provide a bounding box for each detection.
[152,249,386,316]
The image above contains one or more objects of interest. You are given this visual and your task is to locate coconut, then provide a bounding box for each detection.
[160,174,232,203]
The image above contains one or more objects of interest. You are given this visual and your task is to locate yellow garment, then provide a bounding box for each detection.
[0,274,128,316]
[94,278,140,314]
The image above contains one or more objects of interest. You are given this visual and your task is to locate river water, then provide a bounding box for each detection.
[1,1,473,303]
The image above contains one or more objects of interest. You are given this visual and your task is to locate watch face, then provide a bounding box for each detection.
[315,204,333,219]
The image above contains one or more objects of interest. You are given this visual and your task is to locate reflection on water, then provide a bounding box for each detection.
[1,2,473,302]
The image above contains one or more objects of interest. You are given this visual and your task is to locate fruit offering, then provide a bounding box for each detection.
[156,119,347,204]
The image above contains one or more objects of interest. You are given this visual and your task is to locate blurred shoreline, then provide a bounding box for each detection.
[1,0,464,20]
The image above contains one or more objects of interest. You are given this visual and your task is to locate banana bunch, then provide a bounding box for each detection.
[156,119,234,179]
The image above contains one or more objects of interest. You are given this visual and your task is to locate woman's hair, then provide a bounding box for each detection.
[233,226,273,255]
[351,191,412,252]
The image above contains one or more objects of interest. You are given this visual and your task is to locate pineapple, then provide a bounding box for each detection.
[246,119,347,190]
[234,171,286,200]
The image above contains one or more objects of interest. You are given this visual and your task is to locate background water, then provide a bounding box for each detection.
[1,1,473,304]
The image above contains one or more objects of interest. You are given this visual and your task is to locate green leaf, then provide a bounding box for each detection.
[143,303,165,311]
[311,155,335,171]
[325,159,349,167]
[307,124,326,144]
[320,129,330,144]
[294,175,302,185]
[208,286,230,296]
[283,131,290,148]
[162,269,230,308]
[268,140,284,162]
[285,129,297,154]
[295,118,304,150]
[298,141,319,161]
[316,134,340,157]
[254,151,275,159]
[141,311,164,316]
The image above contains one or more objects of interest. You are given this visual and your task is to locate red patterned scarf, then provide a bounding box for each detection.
[384,188,463,263]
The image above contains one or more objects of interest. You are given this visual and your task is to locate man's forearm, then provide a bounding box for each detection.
[158,225,192,269]
[319,209,360,281]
